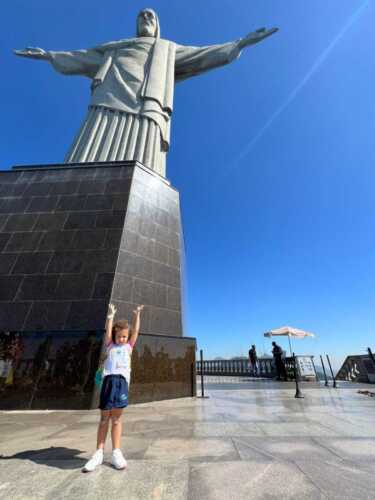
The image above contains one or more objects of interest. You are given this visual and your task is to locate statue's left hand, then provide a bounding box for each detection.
[238,27,279,49]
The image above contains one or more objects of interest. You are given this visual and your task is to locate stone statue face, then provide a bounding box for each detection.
[137,9,158,38]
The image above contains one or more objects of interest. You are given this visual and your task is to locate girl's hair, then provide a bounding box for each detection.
[112,319,129,343]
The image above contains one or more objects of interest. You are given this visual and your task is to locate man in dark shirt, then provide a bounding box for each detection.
[248,345,258,376]
[272,341,288,381]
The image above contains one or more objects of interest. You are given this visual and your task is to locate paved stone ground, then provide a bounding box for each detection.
[1,378,375,499]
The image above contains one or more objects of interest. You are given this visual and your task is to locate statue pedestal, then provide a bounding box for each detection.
[0,161,196,409]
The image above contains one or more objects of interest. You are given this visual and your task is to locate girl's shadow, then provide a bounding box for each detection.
[0,446,87,470]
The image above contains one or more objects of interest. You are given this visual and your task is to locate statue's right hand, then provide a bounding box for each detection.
[238,27,279,50]
[14,47,49,60]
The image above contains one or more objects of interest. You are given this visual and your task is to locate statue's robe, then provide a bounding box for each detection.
[49,37,241,177]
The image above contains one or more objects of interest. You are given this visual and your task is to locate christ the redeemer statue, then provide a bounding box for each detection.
[15,8,277,177]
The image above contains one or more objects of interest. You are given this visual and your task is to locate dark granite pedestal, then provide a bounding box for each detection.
[0,161,196,409]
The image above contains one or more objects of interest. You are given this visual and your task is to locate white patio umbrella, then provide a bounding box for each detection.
[264,325,315,356]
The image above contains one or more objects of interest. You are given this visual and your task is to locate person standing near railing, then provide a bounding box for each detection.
[248,345,258,376]
[272,341,288,381]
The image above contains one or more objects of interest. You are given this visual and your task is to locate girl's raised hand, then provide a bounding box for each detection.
[107,303,117,319]
[134,305,144,314]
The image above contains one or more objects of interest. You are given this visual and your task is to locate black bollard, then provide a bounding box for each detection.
[311,357,317,379]
[293,353,304,399]
[368,348,375,370]
[326,354,337,388]
[198,349,209,399]
[200,349,205,397]
[320,355,329,387]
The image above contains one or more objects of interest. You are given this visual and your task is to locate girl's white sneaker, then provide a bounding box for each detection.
[112,448,127,469]
[82,449,104,472]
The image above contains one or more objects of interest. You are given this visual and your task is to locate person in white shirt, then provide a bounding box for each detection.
[83,302,144,472]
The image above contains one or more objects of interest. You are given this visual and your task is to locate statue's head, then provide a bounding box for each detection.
[137,8,160,38]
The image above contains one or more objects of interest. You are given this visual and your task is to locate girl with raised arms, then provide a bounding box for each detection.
[83,303,144,472]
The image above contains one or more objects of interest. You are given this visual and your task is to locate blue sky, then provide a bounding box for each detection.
[1,1,374,369]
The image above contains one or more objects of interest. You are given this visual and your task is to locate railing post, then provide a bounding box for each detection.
[326,354,337,388]
[368,348,375,369]
[311,357,318,381]
[320,355,329,387]
[200,349,205,397]
[198,349,209,399]
[293,353,304,398]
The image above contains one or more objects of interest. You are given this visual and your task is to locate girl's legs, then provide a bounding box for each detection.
[97,410,111,449]
[82,410,109,472]
[110,408,124,450]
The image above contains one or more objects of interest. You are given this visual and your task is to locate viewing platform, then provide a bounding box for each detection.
[1,377,374,499]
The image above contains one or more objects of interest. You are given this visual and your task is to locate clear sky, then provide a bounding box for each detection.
[2,1,374,369]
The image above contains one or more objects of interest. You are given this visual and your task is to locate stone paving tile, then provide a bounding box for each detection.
[0,426,67,452]
[156,407,227,422]
[144,437,239,462]
[294,458,375,500]
[193,422,264,438]
[219,409,286,423]
[315,419,375,437]
[122,426,195,441]
[188,461,321,500]
[0,459,76,499]
[234,436,341,462]
[313,437,375,463]
[256,421,340,437]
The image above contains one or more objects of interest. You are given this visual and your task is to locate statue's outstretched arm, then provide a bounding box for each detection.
[175,26,278,82]
[14,46,103,79]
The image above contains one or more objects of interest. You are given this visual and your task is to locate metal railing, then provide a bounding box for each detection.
[196,358,276,378]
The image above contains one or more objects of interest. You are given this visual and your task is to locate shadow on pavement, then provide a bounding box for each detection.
[0,446,86,470]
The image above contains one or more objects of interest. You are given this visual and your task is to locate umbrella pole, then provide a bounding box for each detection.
[288,335,293,356]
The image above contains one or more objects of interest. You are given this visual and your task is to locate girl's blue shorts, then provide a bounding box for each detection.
[99,374,129,410]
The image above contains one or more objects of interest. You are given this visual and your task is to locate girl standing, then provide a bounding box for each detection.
[83,303,144,472]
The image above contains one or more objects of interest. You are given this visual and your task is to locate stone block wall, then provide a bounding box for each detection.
[0,161,184,336]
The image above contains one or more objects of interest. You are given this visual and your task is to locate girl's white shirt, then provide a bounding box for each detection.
[102,341,133,383]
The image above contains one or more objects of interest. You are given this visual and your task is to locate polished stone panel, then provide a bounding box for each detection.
[130,335,196,403]
[0,330,102,410]
[0,330,196,410]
